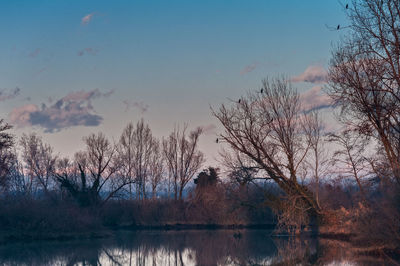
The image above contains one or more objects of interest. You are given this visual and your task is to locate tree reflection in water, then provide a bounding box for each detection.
[0,230,391,265]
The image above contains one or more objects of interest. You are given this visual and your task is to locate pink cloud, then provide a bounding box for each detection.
[8,89,115,132]
[291,65,327,84]
[240,62,259,75]
[9,104,39,128]
[81,13,95,25]
[300,85,333,112]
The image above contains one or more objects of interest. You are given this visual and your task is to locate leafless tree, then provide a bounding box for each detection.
[220,148,260,189]
[7,157,29,195]
[55,132,132,206]
[148,141,164,199]
[0,119,13,150]
[212,77,321,220]
[0,149,17,191]
[0,119,14,189]
[329,0,400,181]
[162,125,205,200]
[303,110,330,208]
[117,120,158,200]
[117,122,136,199]
[19,133,57,196]
[327,129,370,200]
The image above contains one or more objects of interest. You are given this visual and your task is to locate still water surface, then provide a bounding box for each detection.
[0,230,393,265]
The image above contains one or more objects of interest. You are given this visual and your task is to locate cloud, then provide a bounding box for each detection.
[123,100,149,114]
[0,87,20,102]
[300,85,333,112]
[28,48,40,58]
[77,47,98,56]
[81,13,95,25]
[291,65,327,84]
[9,104,39,128]
[9,88,114,133]
[240,62,259,75]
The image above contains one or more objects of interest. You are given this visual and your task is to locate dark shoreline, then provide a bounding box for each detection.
[0,223,276,245]
[0,223,358,244]
[118,223,276,231]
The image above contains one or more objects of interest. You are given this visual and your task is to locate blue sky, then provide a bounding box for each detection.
[0,1,348,162]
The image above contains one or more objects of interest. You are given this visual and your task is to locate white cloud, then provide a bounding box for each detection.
[291,65,327,84]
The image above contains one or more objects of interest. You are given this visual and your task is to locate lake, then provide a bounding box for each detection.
[0,230,393,265]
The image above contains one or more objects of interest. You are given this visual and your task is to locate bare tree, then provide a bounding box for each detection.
[6,153,29,195]
[0,119,14,189]
[329,0,400,181]
[162,125,205,200]
[220,148,260,189]
[213,77,321,220]
[0,148,19,193]
[0,119,13,150]
[117,120,158,200]
[303,110,329,208]
[19,133,57,196]
[327,129,370,200]
[117,122,136,199]
[148,141,164,199]
[55,132,131,206]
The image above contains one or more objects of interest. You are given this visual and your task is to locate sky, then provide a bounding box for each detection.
[0,1,349,164]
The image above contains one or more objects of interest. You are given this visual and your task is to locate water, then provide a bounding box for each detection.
[0,230,394,265]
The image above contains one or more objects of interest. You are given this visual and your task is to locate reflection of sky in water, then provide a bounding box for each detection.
[0,230,387,265]
[97,247,197,266]
[325,262,358,266]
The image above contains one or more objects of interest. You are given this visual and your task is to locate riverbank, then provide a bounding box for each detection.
[0,223,275,245]
[119,223,276,231]
[0,230,113,245]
